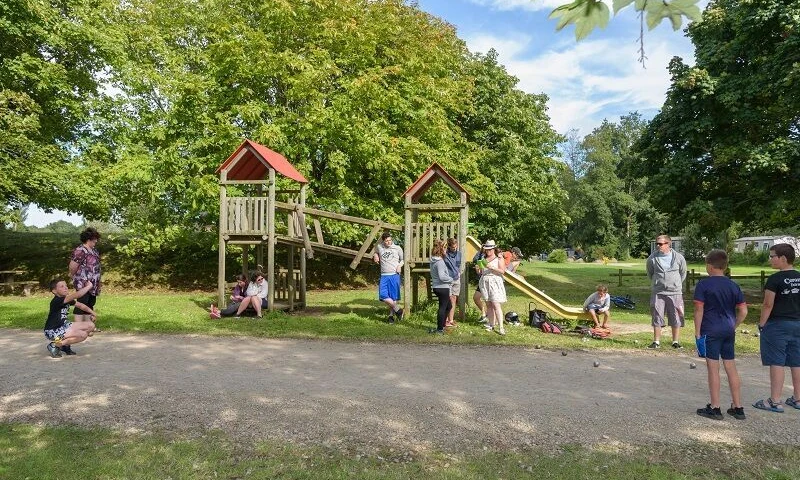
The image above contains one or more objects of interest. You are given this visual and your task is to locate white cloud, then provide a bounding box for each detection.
[464,29,695,135]
[468,0,570,12]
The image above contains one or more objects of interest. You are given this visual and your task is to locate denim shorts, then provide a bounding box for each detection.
[704,331,736,361]
[759,321,800,367]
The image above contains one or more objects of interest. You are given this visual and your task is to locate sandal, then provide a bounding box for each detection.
[786,396,800,410]
[753,398,784,413]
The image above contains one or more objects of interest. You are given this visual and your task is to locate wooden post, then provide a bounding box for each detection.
[218,176,228,308]
[299,185,307,308]
[403,195,412,312]
[267,168,276,312]
[242,244,250,275]
[287,196,295,311]
[458,193,468,320]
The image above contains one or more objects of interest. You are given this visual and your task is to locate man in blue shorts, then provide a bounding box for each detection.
[373,232,404,323]
[693,249,747,420]
[753,243,800,413]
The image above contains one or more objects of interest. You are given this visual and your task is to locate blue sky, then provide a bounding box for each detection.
[25,0,701,228]
[417,0,699,134]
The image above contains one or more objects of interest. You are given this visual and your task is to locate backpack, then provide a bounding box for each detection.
[572,325,610,339]
[539,320,563,334]
[528,302,548,327]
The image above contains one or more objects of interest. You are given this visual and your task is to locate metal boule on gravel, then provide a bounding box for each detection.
[593,361,600,367]
[689,362,697,369]
[561,351,567,356]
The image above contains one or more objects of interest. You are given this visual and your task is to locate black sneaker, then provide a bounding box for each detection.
[395,308,404,321]
[61,345,77,355]
[697,404,724,420]
[672,342,683,349]
[726,405,746,420]
[428,328,444,335]
[46,342,62,358]
[388,315,395,324]
[647,342,660,349]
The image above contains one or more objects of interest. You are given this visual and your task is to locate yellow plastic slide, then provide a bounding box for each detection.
[465,236,590,321]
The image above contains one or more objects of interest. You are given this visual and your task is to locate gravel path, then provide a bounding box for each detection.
[2,329,798,452]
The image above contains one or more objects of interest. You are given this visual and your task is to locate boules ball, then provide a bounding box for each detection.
[561,351,568,356]
[593,361,600,367]
[633,339,639,344]
[689,362,697,369]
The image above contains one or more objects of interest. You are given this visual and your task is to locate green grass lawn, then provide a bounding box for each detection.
[0,260,768,352]
[2,424,798,480]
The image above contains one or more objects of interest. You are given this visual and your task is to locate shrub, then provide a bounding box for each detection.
[547,249,567,263]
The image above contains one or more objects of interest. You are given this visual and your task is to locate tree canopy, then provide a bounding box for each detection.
[635,0,800,235]
[3,0,566,256]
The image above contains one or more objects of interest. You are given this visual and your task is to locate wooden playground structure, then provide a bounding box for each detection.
[215,140,469,315]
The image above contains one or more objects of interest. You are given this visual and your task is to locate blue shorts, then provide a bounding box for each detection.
[760,320,800,367]
[703,331,736,361]
[378,274,401,302]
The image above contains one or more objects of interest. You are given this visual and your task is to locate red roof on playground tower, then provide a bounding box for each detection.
[216,139,308,184]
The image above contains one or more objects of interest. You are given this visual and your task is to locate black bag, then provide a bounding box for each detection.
[528,302,548,327]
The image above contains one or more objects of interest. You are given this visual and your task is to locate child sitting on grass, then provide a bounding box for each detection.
[43,279,98,358]
[693,249,748,420]
[583,284,611,328]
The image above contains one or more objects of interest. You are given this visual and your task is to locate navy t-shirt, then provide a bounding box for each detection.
[693,276,745,336]
[764,269,800,321]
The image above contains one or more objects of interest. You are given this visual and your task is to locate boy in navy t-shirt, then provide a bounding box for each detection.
[693,249,748,420]
[43,279,98,357]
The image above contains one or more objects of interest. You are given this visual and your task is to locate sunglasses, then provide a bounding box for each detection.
[656,242,669,246]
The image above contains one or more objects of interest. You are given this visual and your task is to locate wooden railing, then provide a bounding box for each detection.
[224,197,268,235]
[409,222,460,263]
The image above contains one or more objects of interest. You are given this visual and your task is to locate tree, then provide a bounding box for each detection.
[456,50,567,254]
[0,0,109,221]
[559,128,588,181]
[566,113,654,259]
[635,0,800,235]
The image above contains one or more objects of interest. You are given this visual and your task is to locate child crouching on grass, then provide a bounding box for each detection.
[693,249,748,420]
[43,279,98,358]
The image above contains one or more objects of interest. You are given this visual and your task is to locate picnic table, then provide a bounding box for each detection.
[0,270,38,296]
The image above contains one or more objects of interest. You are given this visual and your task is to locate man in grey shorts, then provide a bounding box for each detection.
[646,235,688,349]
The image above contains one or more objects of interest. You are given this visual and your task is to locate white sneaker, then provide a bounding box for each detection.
[484,324,493,331]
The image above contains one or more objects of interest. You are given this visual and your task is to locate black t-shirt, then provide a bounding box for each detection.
[765,269,800,321]
[44,295,74,331]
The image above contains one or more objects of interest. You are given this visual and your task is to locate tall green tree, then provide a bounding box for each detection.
[636,0,800,235]
[457,50,567,255]
[567,113,656,259]
[0,0,107,223]
[81,0,481,251]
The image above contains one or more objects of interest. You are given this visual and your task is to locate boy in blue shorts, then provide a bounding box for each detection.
[44,279,98,357]
[693,249,748,420]
[373,232,404,323]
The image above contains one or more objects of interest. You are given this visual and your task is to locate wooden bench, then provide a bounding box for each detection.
[0,280,38,296]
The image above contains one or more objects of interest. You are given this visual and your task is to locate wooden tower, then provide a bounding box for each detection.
[215,140,308,312]
[402,163,469,316]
